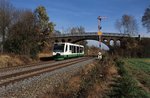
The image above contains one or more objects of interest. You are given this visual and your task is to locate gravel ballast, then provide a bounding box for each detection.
[0,58,95,98]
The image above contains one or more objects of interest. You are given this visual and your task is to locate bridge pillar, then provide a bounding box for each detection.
[113,40,117,47]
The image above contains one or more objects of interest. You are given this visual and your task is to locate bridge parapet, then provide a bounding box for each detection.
[52,32,130,37]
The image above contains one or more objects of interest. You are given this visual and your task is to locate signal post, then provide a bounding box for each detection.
[97,16,106,48]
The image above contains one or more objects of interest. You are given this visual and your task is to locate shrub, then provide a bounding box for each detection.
[110,59,150,98]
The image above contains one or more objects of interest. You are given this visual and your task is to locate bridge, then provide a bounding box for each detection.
[51,32,140,47]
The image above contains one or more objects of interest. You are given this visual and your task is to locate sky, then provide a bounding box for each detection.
[10,0,150,33]
[10,0,150,48]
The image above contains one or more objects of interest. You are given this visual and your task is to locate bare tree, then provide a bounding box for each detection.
[70,26,85,34]
[0,0,15,53]
[115,19,122,33]
[115,14,138,35]
[5,10,40,58]
[142,6,150,33]
[69,26,87,46]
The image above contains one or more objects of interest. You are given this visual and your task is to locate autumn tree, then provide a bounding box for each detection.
[5,10,40,58]
[0,0,16,53]
[142,6,150,33]
[34,6,55,51]
[115,14,138,35]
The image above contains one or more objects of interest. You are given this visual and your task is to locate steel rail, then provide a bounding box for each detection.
[0,57,91,87]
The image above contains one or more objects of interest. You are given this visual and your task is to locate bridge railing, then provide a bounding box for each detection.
[52,32,130,37]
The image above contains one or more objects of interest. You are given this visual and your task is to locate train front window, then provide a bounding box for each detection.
[53,44,64,52]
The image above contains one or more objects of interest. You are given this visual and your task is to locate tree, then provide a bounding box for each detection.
[5,10,40,58]
[34,6,55,51]
[115,14,138,35]
[70,26,85,34]
[142,6,150,33]
[70,26,87,45]
[115,19,122,33]
[0,0,15,53]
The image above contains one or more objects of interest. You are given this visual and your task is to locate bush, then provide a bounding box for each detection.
[110,59,150,98]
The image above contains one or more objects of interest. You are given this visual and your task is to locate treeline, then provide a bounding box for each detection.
[109,38,150,58]
[0,0,55,58]
[113,5,150,58]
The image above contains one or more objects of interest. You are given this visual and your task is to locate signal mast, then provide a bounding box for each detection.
[97,16,107,48]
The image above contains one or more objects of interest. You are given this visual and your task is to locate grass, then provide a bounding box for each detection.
[109,58,150,98]
[125,58,150,74]
[124,58,150,91]
[43,56,117,98]
[43,57,150,98]
[0,54,32,68]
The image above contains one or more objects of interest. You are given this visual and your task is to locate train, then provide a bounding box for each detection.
[53,42,84,60]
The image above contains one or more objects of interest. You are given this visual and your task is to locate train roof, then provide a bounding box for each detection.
[54,42,84,47]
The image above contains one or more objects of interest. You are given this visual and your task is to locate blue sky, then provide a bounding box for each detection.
[10,0,150,48]
[10,0,150,34]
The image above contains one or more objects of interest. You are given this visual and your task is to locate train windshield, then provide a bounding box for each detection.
[53,44,64,52]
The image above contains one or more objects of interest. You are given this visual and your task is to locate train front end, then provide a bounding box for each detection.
[53,43,65,60]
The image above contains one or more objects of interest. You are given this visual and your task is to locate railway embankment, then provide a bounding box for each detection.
[0,54,32,69]
[42,55,118,98]
[42,56,150,98]
[0,55,149,98]
[0,57,94,97]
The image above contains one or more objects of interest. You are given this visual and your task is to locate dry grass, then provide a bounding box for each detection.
[43,58,118,98]
[0,54,32,68]
[107,65,118,76]
[144,59,150,63]
[86,63,118,98]
[38,53,52,58]
[68,76,81,91]
[87,82,108,98]
[82,63,96,75]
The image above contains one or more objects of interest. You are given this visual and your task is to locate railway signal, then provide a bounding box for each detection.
[97,16,107,48]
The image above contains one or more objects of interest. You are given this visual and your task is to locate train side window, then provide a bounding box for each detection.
[65,44,68,52]
[77,47,79,53]
[79,47,81,53]
[72,46,74,53]
[69,45,71,50]
[75,46,77,53]
[74,46,76,53]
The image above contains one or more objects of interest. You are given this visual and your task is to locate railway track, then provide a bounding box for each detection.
[0,57,91,87]
[0,60,56,72]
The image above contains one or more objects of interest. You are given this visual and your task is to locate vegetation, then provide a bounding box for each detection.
[125,58,150,91]
[115,14,138,35]
[110,59,150,98]
[43,54,117,98]
[69,26,87,46]
[34,6,55,52]
[140,38,150,57]
[142,5,150,33]
[4,10,39,57]
[42,56,150,98]
[0,0,15,53]
[0,0,54,58]
[109,37,150,58]
[86,45,102,56]
[0,54,32,68]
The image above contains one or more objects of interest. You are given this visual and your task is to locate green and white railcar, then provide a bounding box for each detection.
[53,42,84,60]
